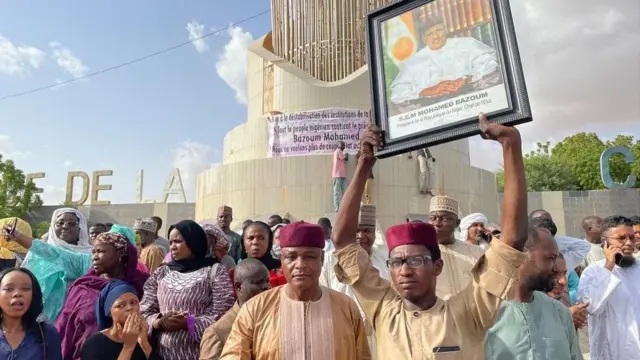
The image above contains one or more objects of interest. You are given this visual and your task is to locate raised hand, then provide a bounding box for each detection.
[358,122,382,165]
[478,112,520,144]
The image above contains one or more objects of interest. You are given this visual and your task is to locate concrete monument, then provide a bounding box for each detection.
[195,0,499,230]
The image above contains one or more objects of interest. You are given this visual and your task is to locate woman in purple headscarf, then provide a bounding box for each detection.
[55,232,150,360]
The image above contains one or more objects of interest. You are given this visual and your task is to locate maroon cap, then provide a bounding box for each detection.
[279,221,325,249]
[386,222,438,252]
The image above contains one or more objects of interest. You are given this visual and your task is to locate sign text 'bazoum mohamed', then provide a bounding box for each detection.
[25,168,188,206]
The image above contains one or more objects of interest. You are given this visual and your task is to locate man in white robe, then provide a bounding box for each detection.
[581,216,605,267]
[429,195,484,299]
[320,204,388,359]
[578,215,640,359]
[389,13,499,104]
[459,213,491,251]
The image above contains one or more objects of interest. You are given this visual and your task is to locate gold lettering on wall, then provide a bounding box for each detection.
[91,170,113,206]
[66,171,89,205]
[163,168,187,203]
[25,173,45,194]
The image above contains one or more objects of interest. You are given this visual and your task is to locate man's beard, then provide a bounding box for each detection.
[618,255,636,268]
[525,274,556,293]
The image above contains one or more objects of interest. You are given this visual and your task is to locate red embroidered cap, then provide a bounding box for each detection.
[279,221,325,249]
[386,222,438,252]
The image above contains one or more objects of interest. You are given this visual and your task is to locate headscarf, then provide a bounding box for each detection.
[109,224,137,246]
[270,224,285,258]
[45,208,91,253]
[55,234,149,359]
[166,220,217,273]
[199,222,229,256]
[459,213,488,242]
[240,221,281,271]
[96,280,137,330]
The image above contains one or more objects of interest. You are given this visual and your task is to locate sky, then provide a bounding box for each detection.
[0,0,638,205]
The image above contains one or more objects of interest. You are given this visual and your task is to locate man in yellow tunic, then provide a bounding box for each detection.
[133,218,165,274]
[331,113,529,360]
[220,222,371,360]
[429,195,484,299]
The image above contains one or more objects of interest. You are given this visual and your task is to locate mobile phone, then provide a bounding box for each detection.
[604,240,623,265]
[9,217,17,236]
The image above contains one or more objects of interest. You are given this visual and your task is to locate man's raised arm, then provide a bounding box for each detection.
[332,125,380,249]
[480,113,527,250]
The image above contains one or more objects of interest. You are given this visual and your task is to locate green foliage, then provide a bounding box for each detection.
[31,221,50,238]
[495,133,639,192]
[382,50,399,98]
[0,155,43,219]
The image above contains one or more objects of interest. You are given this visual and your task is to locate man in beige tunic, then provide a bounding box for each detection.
[429,195,484,299]
[220,222,370,360]
[331,113,529,360]
[320,204,388,359]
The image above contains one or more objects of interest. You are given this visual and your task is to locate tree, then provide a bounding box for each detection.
[551,133,605,190]
[495,133,639,192]
[0,155,43,219]
[32,221,50,238]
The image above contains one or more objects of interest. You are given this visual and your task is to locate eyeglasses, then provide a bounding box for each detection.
[606,235,635,243]
[55,221,79,228]
[386,255,432,270]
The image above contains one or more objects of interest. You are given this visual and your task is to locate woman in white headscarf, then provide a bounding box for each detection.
[3,208,94,322]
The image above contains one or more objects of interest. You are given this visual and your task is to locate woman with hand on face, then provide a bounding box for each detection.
[139,220,234,360]
[82,281,157,360]
[56,233,149,360]
[0,268,62,360]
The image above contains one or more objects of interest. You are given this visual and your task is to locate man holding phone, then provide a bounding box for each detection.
[577,215,640,359]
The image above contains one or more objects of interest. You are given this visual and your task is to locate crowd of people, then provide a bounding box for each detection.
[0,114,639,360]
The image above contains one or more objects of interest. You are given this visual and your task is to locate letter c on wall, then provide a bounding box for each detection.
[600,146,636,189]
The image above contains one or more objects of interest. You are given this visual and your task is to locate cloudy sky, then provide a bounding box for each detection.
[0,0,638,205]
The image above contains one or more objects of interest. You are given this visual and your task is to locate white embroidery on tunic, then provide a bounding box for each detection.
[280,286,335,360]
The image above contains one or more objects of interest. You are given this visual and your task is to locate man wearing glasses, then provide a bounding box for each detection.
[578,215,640,359]
[428,195,484,299]
[330,113,529,360]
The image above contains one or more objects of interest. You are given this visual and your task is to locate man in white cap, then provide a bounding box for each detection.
[459,213,491,251]
[133,218,165,274]
[320,203,388,359]
[429,195,484,299]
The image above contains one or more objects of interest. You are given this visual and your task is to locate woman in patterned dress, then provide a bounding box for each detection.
[139,220,235,360]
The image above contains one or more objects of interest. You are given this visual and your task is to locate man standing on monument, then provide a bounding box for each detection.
[218,205,243,263]
[333,141,348,212]
[331,113,528,359]
[418,148,435,196]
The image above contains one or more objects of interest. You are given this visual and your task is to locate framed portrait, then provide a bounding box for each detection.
[366,0,532,158]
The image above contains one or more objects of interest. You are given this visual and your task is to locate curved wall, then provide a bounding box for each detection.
[196,36,498,230]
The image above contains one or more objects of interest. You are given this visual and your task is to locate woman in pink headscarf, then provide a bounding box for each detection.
[55,232,149,360]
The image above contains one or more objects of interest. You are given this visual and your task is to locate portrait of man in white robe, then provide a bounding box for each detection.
[388,8,501,111]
